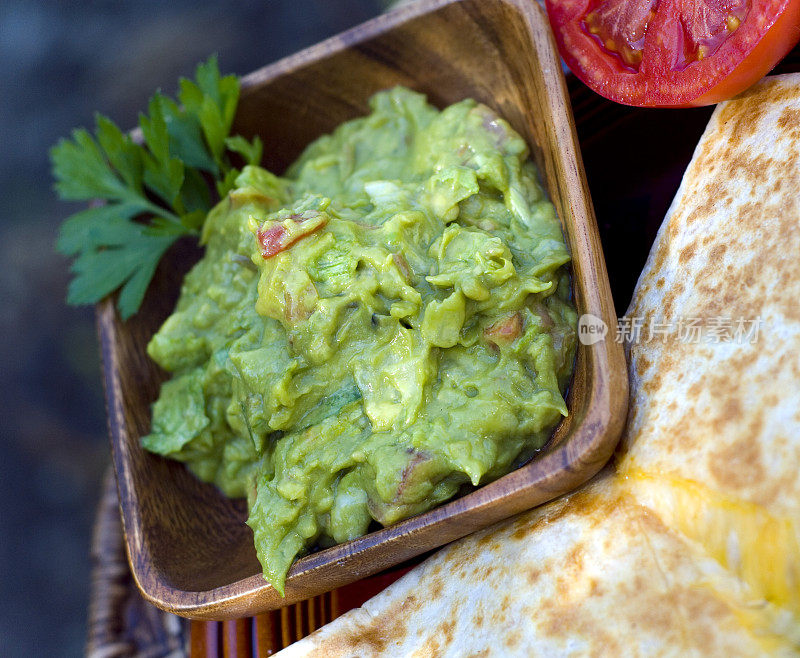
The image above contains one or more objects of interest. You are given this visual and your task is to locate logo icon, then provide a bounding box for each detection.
[578,314,608,345]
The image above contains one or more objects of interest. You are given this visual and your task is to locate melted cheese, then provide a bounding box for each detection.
[621,468,800,619]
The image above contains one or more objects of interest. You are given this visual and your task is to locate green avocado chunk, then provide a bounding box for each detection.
[143,87,577,594]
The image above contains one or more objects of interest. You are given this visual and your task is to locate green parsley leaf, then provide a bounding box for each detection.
[56,203,141,256]
[159,94,219,175]
[51,127,150,210]
[67,225,177,318]
[225,134,264,167]
[52,56,260,319]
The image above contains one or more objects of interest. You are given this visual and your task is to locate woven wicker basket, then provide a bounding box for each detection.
[87,470,187,658]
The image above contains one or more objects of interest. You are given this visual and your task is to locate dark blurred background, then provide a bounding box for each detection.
[0,1,383,655]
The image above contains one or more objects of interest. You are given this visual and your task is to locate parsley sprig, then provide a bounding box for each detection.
[51,56,262,319]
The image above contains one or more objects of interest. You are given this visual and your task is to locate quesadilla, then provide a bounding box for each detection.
[273,74,800,656]
[277,475,797,657]
[619,74,800,615]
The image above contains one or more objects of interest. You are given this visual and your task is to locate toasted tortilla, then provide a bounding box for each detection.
[274,76,800,656]
[619,74,800,614]
[278,475,797,657]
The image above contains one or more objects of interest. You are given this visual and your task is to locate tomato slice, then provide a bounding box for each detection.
[546,0,800,106]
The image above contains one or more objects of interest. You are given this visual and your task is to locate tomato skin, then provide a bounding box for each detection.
[692,1,800,104]
[546,0,800,107]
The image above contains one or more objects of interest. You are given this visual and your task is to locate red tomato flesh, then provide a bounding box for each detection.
[546,0,800,106]
[256,212,327,259]
[257,224,290,258]
[484,313,523,347]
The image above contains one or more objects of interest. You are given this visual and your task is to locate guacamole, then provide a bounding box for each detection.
[143,88,576,594]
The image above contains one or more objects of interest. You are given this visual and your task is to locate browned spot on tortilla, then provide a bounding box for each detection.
[709,436,764,492]
[693,193,720,225]
[434,618,455,647]
[729,152,775,187]
[510,523,531,541]
[777,106,800,132]
[509,498,577,541]
[651,241,667,273]
[661,292,675,322]
[685,209,702,226]
[707,243,726,265]
[715,80,782,147]
[330,593,415,656]
[687,380,703,398]
[719,397,742,424]
[762,393,778,407]
[565,542,585,572]
[504,628,522,650]
[490,595,512,627]
[404,594,419,612]
[636,342,679,395]
[539,582,621,653]
[526,566,543,585]
[668,221,680,241]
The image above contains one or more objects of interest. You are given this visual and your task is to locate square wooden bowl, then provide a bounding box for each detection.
[98,0,627,620]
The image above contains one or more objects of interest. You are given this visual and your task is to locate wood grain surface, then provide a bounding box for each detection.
[98,0,627,620]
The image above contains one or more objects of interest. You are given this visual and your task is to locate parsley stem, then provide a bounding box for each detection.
[146,202,181,224]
